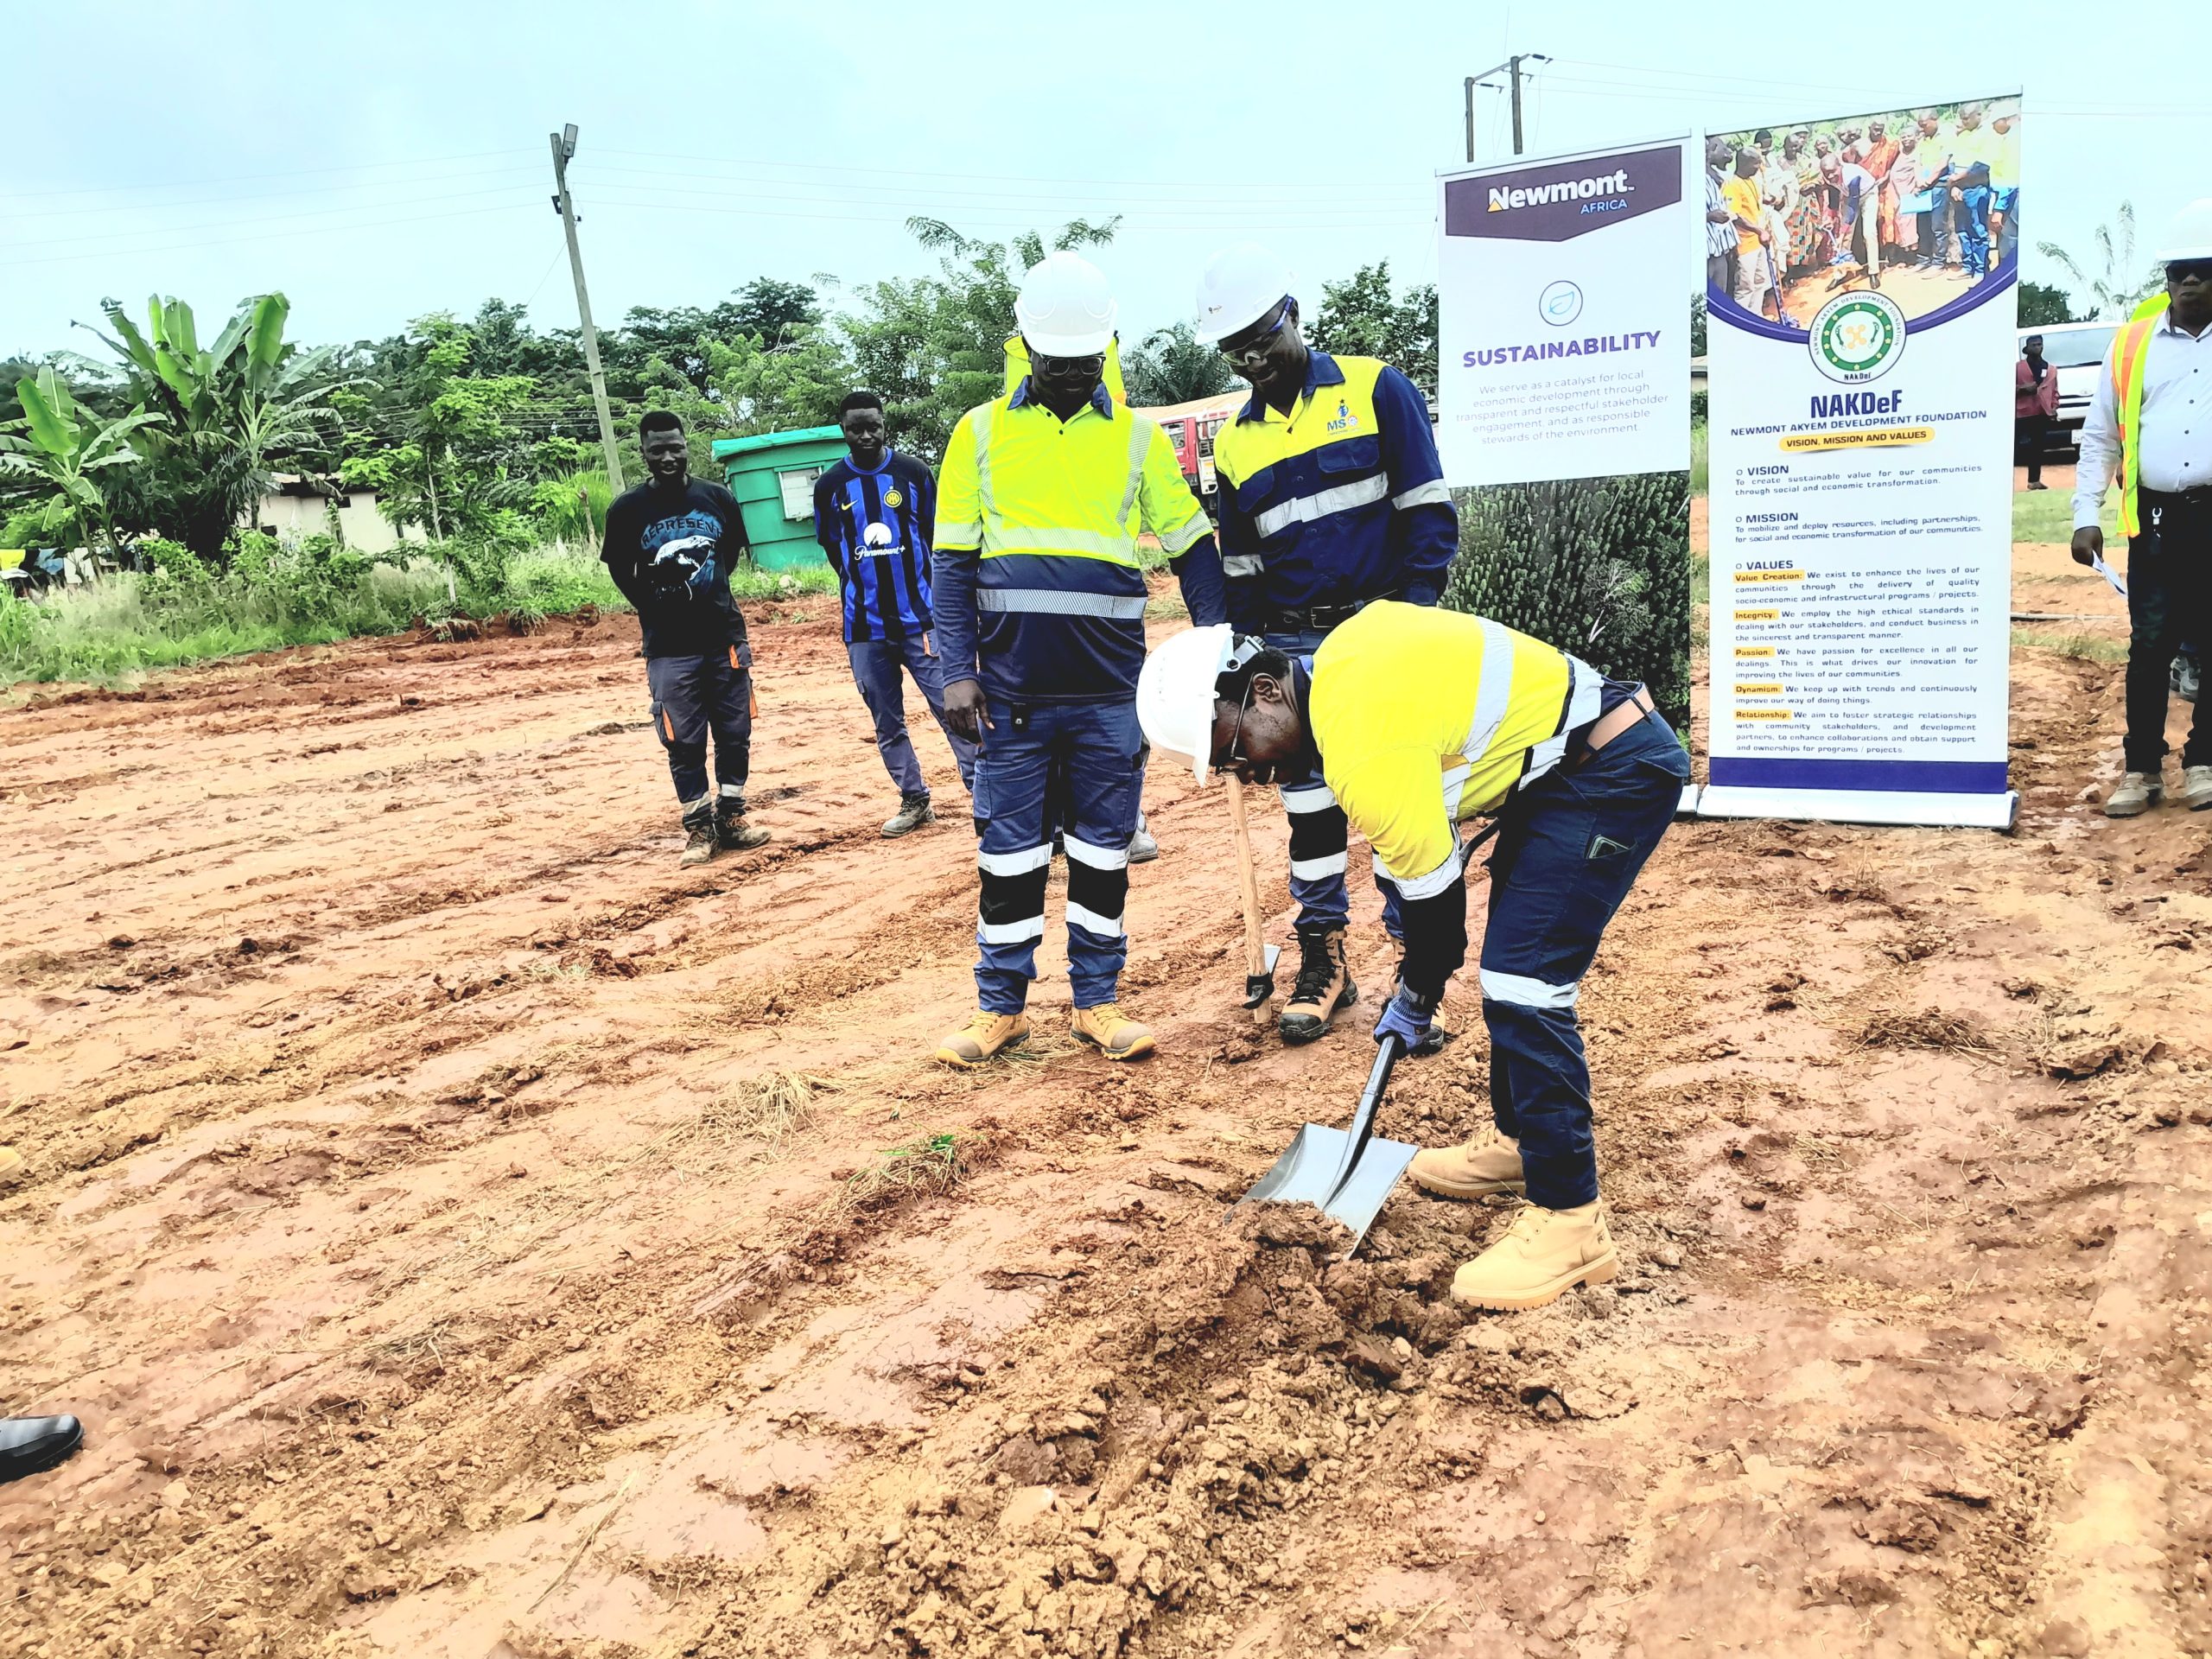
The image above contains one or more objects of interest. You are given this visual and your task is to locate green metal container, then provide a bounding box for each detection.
[712,425,847,572]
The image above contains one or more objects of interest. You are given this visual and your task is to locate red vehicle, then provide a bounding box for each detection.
[1133,390,1249,522]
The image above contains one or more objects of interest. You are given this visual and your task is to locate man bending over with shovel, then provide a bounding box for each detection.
[1137,606,1688,1310]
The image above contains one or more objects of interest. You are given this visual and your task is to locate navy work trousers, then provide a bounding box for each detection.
[646,645,751,805]
[1479,711,1688,1210]
[849,633,977,799]
[971,698,1143,1013]
[2125,491,2212,773]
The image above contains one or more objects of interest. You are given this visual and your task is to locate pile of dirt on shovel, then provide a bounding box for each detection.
[710,1197,1506,1659]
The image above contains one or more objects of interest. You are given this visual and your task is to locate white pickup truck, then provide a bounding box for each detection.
[2018,321,2116,454]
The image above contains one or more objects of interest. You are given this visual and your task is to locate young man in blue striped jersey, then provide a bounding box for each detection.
[814,391,977,836]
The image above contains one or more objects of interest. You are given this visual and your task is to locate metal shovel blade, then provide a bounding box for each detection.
[1237,1123,1417,1250]
[1230,1036,1413,1252]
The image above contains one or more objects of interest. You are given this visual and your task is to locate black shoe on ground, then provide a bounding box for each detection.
[0,1415,83,1485]
[883,793,935,837]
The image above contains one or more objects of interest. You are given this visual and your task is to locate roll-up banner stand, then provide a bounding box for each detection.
[1700,95,2023,830]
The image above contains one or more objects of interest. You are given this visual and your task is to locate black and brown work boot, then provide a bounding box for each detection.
[1278,927,1357,1046]
[680,796,719,868]
[715,793,771,853]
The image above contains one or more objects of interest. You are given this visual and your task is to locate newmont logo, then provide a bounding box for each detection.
[1488,168,1632,212]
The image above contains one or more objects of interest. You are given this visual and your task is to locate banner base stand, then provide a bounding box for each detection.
[1694,785,2018,832]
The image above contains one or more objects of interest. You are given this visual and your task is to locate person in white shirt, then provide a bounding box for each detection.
[2073,204,2212,816]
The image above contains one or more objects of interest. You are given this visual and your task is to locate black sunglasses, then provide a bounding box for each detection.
[1217,303,1290,365]
[1031,351,1106,376]
[2170,260,2212,285]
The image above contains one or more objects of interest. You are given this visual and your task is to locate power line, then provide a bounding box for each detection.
[0,147,539,203]
[594,145,1430,197]
[6,182,540,255]
[0,202,538,270]
[4,165,543,225]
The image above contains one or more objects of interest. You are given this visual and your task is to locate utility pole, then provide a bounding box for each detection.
[548,123,625,493]
[1464,54,1550,162]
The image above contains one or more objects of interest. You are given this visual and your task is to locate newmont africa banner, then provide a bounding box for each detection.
[1436,137,1694,728]
[1700,96,2022,829]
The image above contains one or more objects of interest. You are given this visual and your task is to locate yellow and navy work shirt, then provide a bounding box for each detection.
[933,379,1220,704]
[1211,353,1456,626]
[1308,601,1602,899]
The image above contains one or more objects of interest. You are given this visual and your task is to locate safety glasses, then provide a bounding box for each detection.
[1031,351,1106,377]
[1218,683,1255,775]
[2170,259,2212,286]
[1217,304,1289,367]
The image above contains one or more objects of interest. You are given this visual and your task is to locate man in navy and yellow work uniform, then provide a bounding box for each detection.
[1194,243,1458,1047]
[1138,607,1689,1312]
[931,252,1228,1067]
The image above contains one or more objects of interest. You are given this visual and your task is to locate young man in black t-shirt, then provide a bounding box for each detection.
[600,410,771,867]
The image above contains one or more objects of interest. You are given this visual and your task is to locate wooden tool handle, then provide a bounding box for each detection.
[1225,776,1270,1026]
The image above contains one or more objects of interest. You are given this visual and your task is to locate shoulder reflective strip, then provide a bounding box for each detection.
[976,589,1150,619]
[1390,848,1463,900]
[978,527,1139,563]
[1252,471,1391,540]
[1392,479,1452,512]
[1554,658,1603,736]
[1441,761,1470,819]
[1279,782,1338,812]
[1479,968,1580,1010]
[1221,554,1265,577]
[978,842,1053,876]
[972,406,995,516]
[1119,416,1154,525]
[1065,900,1125,938]
[1062,834,1130,871]
[979,915,1046,945]
[1159,510,1211,555]
[1460,618,1519,763]
[1288,850,1350,881]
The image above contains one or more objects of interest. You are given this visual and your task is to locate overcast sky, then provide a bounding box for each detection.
[6,0,2205,365]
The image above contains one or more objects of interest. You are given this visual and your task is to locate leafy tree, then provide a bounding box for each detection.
[842,218,1120,461]
[1445,473,1692,729]
[2038,203,2163,321]
[2016,280,2076,327]
[79,294,345,561]
[0,367,160,559]
[339,315,535,560]
[607,277,830,397]
[1308,261,1439,396]
[1122,322,1238,408]
[1688,293,1707,359]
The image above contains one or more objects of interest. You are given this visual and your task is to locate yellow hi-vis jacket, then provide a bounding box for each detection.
[934,381,1211,703]
[2106,291,2174,538]
[1309,601,1601,898]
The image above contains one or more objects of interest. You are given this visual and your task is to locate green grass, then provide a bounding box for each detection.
[2012,627,2127,664]
[2012,486,2118,546]
[1689,420,1709,498]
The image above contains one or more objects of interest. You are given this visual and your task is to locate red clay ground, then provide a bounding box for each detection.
[2,563,2209,1659]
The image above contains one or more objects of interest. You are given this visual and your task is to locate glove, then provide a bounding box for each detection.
[1373,986,1439,1051]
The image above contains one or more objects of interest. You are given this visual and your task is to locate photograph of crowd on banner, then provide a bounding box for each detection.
[1704,96,2022,330]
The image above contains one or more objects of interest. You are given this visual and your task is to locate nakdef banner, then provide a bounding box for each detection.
[1438,138,1692,486]
[1700,94,2022,829]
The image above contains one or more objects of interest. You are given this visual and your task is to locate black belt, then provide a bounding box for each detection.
[2142,485,2212,506]
[1265,592,1398,633]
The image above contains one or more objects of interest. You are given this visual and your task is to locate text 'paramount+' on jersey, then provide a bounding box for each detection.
[812,450,938,644]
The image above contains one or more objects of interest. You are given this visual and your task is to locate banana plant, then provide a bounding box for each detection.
[0,367,159,562]
[79,293,350,561]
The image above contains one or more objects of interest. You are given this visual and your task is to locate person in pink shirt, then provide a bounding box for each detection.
[2015,334,2061,489]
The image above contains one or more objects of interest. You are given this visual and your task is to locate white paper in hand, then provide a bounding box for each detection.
[2090,555,2128,600]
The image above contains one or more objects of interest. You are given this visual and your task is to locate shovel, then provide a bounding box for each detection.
[1224,775,1280,1024]
[1232,1034,1414,1252]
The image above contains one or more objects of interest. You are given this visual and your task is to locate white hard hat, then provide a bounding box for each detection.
[1139,623,1247,785]
[1195,243,1294,345]
[1014,251,1116,357]
[2155,198,2212,263]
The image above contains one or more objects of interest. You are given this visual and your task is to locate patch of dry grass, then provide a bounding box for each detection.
[1859,1008,1994,1055]
[669,1071,821,1157]
[834,1129,995,1217]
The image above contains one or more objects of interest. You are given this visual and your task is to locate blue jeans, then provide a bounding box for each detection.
[971,698,1144,1012]
[1918,188,1948,264]
[1956,185,1992,276]
[1480,712,1688,1208]
[1262,627,1405,941]
[1994,187,2018,266]
[849,634,976,799]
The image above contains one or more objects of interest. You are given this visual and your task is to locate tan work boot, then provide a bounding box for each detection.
[1279,928,1357,1046]
[2103,772,2163,817]
[1408,1131,1525,1200]
[679,796,719,867]
[1452,1199,1618,1312]
[1071,1002,1155,1061]
[2183,765,2212,811]
[935,1009,1030,1068]
[716,794,771,851]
